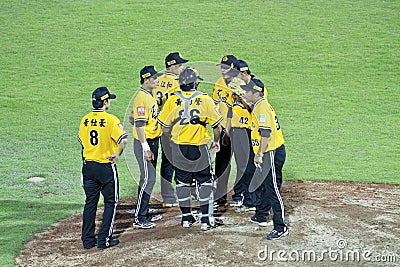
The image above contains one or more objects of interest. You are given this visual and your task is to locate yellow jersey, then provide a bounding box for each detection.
[132,88,162,140]
[231,94,251,129]
[153,72,180,109]
[158,90,222,146]
[250,98,285,153]
[212,77,233,128]
[78,110,127,163]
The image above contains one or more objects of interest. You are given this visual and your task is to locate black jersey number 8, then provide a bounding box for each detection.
[90,130,99,146]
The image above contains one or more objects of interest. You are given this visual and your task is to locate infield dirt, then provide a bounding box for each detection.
[15,181,400,267]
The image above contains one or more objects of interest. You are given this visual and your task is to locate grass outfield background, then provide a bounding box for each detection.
[0,0,399,265]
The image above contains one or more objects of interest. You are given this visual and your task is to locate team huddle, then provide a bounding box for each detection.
[77,52,288,250]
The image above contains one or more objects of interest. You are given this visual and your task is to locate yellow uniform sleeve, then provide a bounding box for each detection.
[133,92,151,124]
[132,90,162,140]
[109,116,126,144]
[203,97,223,128]
[157,95,173,127]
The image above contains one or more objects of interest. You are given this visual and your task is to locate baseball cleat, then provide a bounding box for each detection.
[201,223,212,231]
[83,243,96,250]
[148,214,162,222]
[266,228,289,240]
[162,202,178,208]
[201,217,224,231]
[229,199,243,207]
[182,221,193,228]
[214,200,227,207]
[133,219,156,229]
[234,205,256,213]
[148,207,159,214]
[213,217,224,226]
[181,215,199,228]
[250,215,272,227]
[83,237,97,249]
[97,238,120,250]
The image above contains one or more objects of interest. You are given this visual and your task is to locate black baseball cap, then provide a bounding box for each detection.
[217,54,237,68]
[240,78,265,93]
[165,52,189,68]
[140,65,162,80]
[226,59,251,77]
[92,86,116,102]
[235,59,251,73]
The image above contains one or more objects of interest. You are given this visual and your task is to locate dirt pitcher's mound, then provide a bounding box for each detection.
[15,181,400,267]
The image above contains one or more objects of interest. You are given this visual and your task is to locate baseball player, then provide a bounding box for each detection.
[154,52,189,208]
[131,65,162,229]
[212,55,236,207]
[224,60,259,212]
[78,86,127,250]
[228,59,268,98]
[241,78,288,240]
[157,67,223,230]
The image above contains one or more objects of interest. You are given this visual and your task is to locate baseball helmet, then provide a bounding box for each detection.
[178,67,203,86]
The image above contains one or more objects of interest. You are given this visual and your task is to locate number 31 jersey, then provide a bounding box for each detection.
[157,91,222,146]
[153,72,180,110]
[78,110,127,163]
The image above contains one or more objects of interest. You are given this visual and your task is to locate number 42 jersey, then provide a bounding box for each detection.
[78,109,127,163]
[157,90,222,146]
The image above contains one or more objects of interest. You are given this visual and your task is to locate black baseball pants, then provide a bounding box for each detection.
[160,134,177,204]
[172,144,214,225]
[230,127,257,207]
[81,161,119,249]
[133,137,159,223]
[214,128,232,204]
[254,146,287,231]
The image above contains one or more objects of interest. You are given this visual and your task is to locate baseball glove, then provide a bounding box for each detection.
[228,77,246,97]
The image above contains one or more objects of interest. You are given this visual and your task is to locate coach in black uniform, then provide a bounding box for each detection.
[78,87,127,250]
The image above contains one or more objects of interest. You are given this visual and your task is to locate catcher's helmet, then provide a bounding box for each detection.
[178,67,196,85]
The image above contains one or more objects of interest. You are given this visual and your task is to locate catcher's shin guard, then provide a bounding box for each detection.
[176,182,194,221]
[198,181,214,224]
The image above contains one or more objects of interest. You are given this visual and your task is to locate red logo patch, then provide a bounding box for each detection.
[137,106,145,116]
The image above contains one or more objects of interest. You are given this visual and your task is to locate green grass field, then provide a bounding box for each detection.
[1,0,399,266]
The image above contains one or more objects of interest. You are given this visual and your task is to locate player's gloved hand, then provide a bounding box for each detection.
[228,77,246,97]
